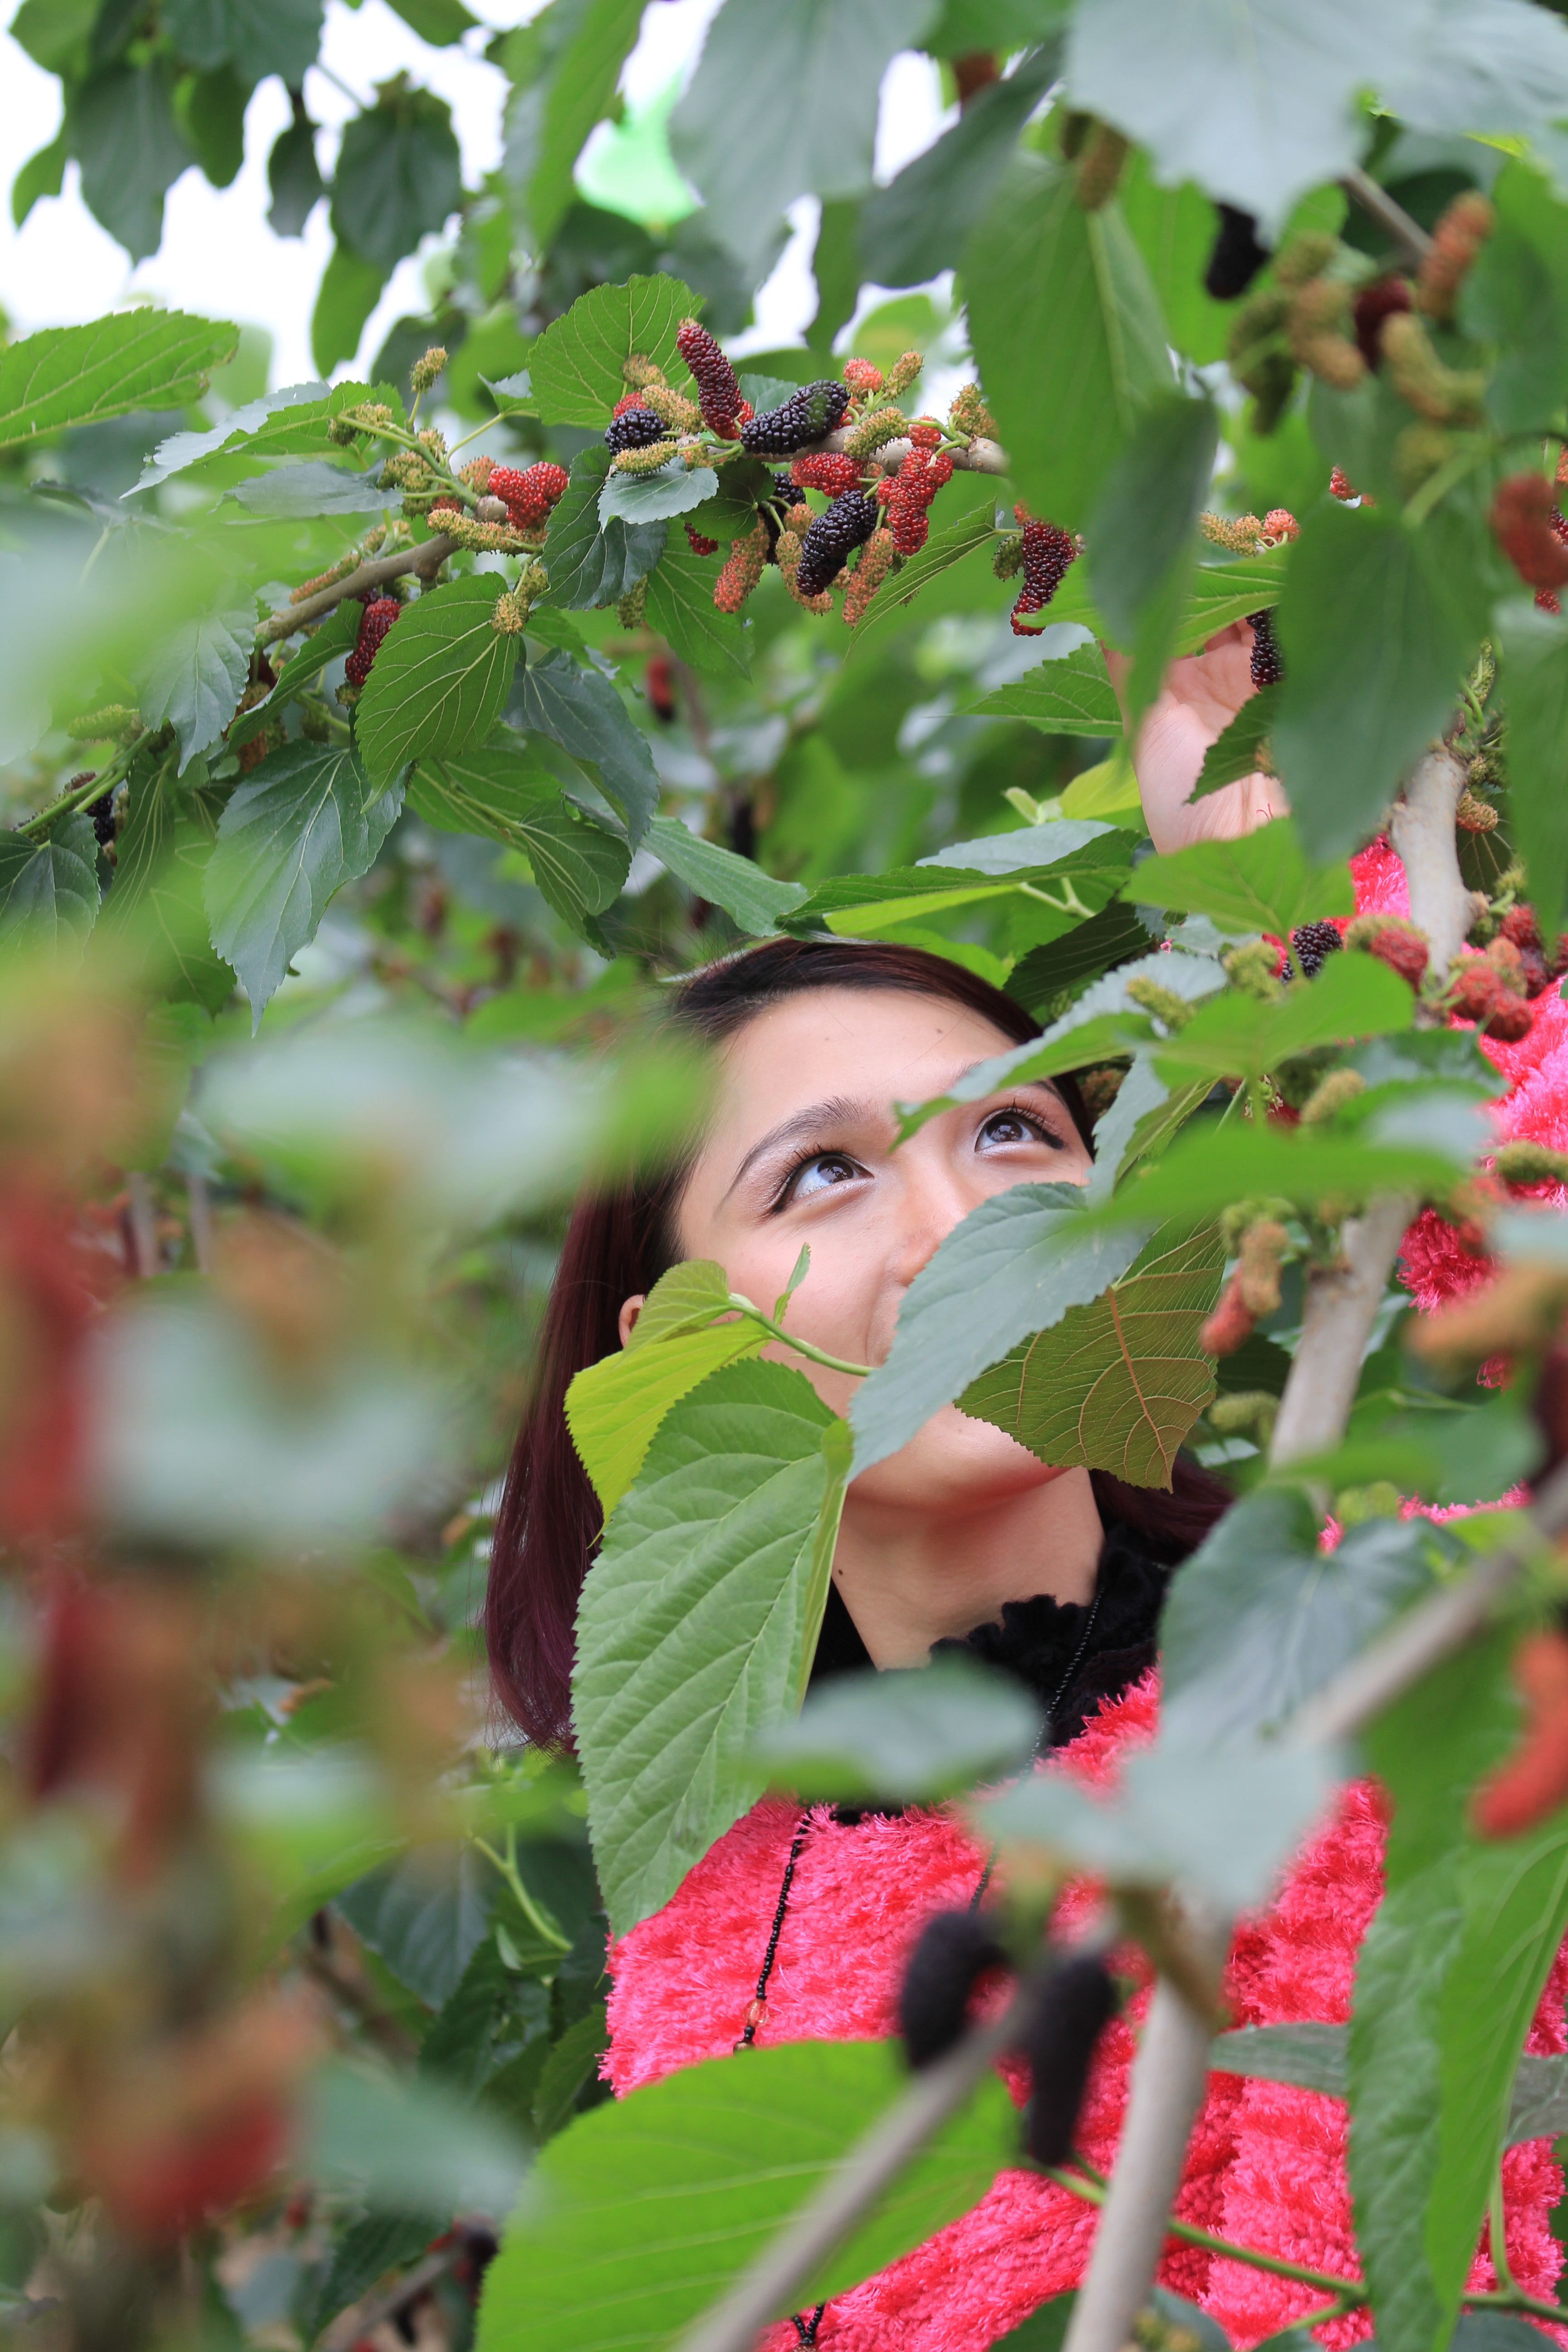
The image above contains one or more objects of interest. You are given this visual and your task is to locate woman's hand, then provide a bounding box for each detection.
[1104,620,1288,855]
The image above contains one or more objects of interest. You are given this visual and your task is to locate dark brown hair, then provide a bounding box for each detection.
[485,936,1229,1746]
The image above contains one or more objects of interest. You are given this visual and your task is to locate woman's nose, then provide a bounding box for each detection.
[886,1151,978,1288]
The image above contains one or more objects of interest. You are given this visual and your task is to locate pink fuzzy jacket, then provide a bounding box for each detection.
[604,843,1568,2350]
[605,1677,1568,2351]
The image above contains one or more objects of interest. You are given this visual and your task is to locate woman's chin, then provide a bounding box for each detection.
[846,1406,1071,1516]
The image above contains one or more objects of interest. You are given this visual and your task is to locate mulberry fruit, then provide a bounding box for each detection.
[1475,1630,1568,1838]
[1446,957,1532,1037]
[1249,609,1284,687]
[791,451,863,500]
[345,597,401,687]
[1352,274,1412,370]
[842,358,883,398]
[488,461,568,531]
[795,487,879,597]
[1486,990,1534,1043]
[88,789,117,848]
[1010,509,1077,633]
[605,406,667,454]
[1204,204,1270,301]
[676,318,742,436]
[1348,913,1430,988]
[898,1911,1009,2070]
[1291,919,1344,978]
[885,447,953,555]
[1491,475,1568,592]
[1022,1955,1120,2166]
[1329,467,1361,501]
[741,381,852,457]
[685,524,720,557]
[842,526,897,626]
[714,519,769,614]
[1503,906,1542,951]
[645,653,676,722]
[1200,1271,1256,1358]
[1418,191,1494,321]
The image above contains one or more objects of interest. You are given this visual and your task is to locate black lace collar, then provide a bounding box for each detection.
[807,1517,1170,1751]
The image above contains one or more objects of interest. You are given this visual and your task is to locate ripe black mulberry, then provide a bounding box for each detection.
[795,487,879,596]
[604,407,667,454]
[741,381,852,457]
[1249,608,1284,687]
[1022,1954,1119,2166]
[1291,920,1344,979]
[1205,205,1270,301]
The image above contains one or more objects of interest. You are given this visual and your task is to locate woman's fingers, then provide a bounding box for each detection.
[1098,621,1280,852]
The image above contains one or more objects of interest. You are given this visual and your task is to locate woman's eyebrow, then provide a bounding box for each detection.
[722,1094,868,1203]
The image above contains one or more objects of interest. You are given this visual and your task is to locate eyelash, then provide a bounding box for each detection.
[767,1099,1063,1211]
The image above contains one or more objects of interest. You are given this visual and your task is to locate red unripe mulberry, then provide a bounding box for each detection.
[684,524,720,556]
[1503,904,1542,951]
[1329,467,1362,501]
[345,597,401,687]
[645,653,676,721]
[1200,1271,1255,1357]
[1474,1629,1568,1838]
[1352,274,1412,370]
[1486,990,1534,1043]
[886,447,953,555]
[1490,474,1568,590]
[842,358,883,397]
[791,451,864,499]
[1011,507,1077,633]
[1349,915,1429,988]
[488,461,568,530]
[676,318,742,436]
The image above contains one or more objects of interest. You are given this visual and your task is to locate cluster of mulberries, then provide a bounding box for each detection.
[1010,506,1077,634]
[487,462,568,531]
[1448,952,1534,1042]
[1290,919,1344,978]
[796,488,879,598]
[1249,609,1284,687]
[790,452,863,500]
[605,407,667,454]
[676,319,742,437]
[1497,905,1568,998]
[741,381,852,456]
[345,596,401,688]
[882,439,953,556]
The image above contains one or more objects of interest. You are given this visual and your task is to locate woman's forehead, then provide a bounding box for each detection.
[712,986,1023,1115]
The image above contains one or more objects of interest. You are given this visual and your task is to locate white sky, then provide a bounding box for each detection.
[0,0,946,393]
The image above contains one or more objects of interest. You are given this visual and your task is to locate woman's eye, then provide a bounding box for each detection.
[787,1152,864,1203]
[977,1108,1047,1148]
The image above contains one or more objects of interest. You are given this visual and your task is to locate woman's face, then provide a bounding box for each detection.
[622,985,1094,1515]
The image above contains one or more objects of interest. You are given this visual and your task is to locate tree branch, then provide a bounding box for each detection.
[1390,742,1471,981]
[1340,169,1434,268]
[257,532,458,646]
[1063,734,1474,2352]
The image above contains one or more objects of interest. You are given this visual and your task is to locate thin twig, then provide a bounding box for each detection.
[124,1171,159,1279]
[257,532,458,646]
[318,2243,464,2352]
[185,1172,215,1275]
[1341,169,1434,267]
[671,1977,1043,2352]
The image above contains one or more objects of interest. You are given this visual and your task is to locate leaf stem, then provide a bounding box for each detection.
[730,1298,871,1380]
[471,1828,572,1954]
[1489,2167,1518,2297]
[19,740,136,839]
[1044,2165,1367,2302]
[1402,440,1485,532]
